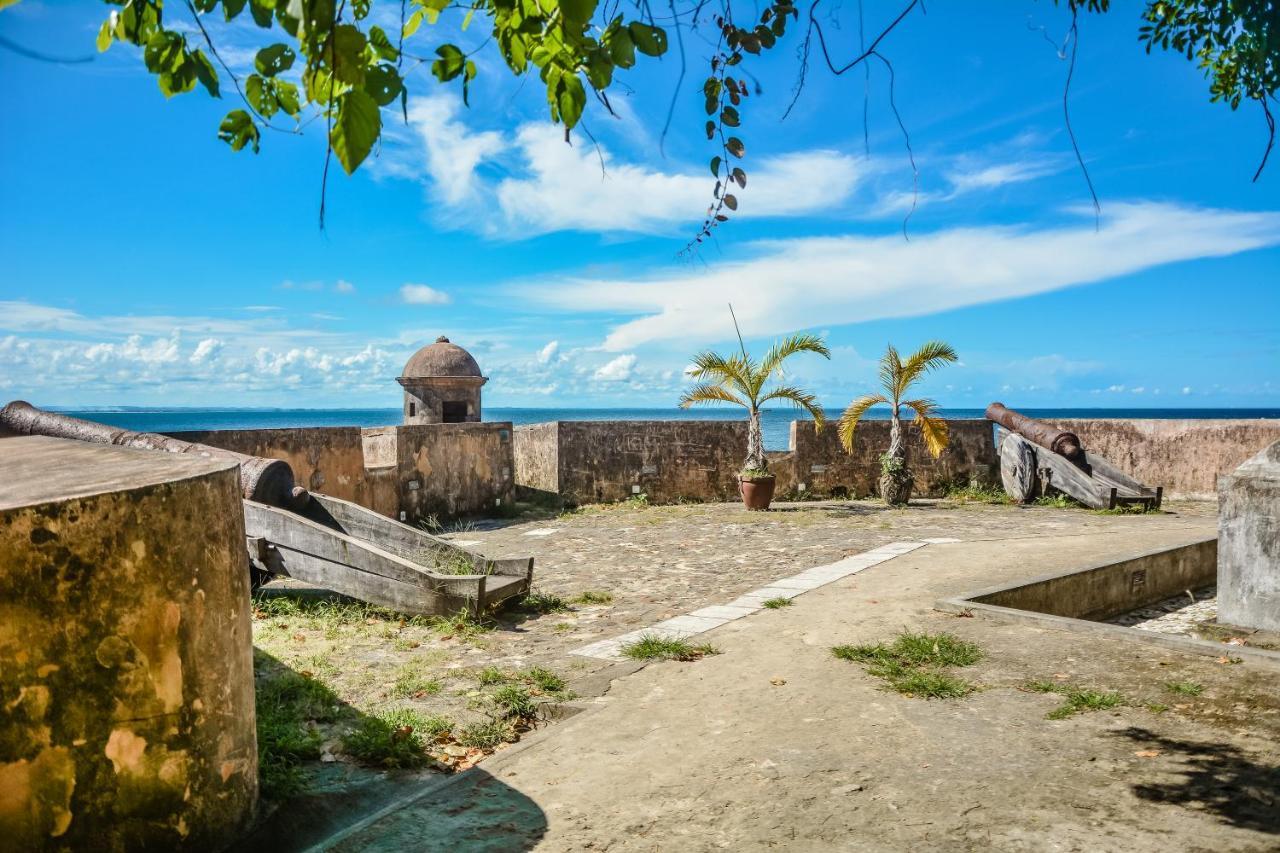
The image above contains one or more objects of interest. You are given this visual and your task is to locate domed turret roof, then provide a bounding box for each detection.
[401,336,483,379]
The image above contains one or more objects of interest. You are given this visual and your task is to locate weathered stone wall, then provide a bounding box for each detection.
[0,436,257,850]
[513,419,996,504]
[517,421,748,505]
[1217,439,1280,631]
[782,419,998,498]
[1051,419,1280,499]
[170,423,515,523]
[513,422,560,498]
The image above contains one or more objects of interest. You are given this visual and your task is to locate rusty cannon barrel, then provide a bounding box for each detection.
[0,400,310,510]
[984,401,1082,460]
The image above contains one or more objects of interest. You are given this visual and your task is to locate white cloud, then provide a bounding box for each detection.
[394,95,863,237]
[521,202,1280,351]
[593,353,637,381]
[400,284,452,305]
[1182,386,1193,395]
[334,280,356,293]
[537,340,560,364]
[190,338,224,364]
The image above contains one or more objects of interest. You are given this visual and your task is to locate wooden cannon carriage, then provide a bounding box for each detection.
[986,402,1163,511]
[0,401,532,615]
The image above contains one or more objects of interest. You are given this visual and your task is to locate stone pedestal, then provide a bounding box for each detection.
[0,436,257,850]
[1218,438,1280,631]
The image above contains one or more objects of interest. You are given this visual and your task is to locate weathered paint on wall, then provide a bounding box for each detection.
[1052,419,1280,499]
[513,422,559,498]
[0,437,256,850]
[170,423,515,523]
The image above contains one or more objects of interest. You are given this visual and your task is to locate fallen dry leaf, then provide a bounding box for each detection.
[770,678,786,686]
[1134,750,1162,758]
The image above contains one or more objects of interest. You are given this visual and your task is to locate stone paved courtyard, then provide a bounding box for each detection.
[246,495,1224,842]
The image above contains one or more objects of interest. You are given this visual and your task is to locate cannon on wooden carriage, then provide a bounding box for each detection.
[0,401,532,615]
[985,402,1162,511]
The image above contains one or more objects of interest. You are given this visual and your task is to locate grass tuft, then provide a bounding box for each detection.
[833,632,981,699]
[620,634,720,662]
[1164,680,1204,697]
[490,684,539,720]
[571,590,615,605]
[1023,680,1128,719]
[341,708,450,768]
[762,597,793,609]
[522,667,567,695]
[1032,493,1077,509]
[455,719,516,750]
[427,609,493,641]
[515,590,573,614]
[943,481,1012,505]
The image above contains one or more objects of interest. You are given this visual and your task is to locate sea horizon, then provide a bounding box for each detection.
[47,405,1280,452]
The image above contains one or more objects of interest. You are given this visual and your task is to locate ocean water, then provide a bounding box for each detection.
[53,406,1280,452]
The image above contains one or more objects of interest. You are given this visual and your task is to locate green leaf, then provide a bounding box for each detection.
[431,43,467,82]
[330,88,381,174]
[710,155,721,177]
[218,109,260,153]
[331,25,369,85]
[607,27,634,67]
[726,136,745,157]
[193,49,220,97]
[403,8,426,38]
[368,25,398,61]
[255,43,296,77]
[627,22,667,56]
[560,0,597,26]
[723,193,738,211]
[96,19,114,52]
[249,0,275,28]
[222,0,248,21]
[364,64,403,106]
[275,80,302,117]
[246,74,277,117]
[557,74,586,128]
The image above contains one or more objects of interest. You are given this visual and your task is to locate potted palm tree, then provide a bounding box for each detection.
[680,329,830,510]
[837,341,958,506]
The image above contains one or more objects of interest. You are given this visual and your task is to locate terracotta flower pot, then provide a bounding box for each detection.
[739,475,776,511]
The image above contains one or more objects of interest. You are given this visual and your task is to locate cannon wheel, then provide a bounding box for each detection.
[999,432,1039,504]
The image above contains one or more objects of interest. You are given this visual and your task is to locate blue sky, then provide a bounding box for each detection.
[1,1,1277,409]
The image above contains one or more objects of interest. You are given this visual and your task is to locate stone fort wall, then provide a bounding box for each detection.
[171,418,1280,515]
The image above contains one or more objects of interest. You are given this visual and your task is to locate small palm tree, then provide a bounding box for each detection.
[680,332,831,476]
[838,341,958,505]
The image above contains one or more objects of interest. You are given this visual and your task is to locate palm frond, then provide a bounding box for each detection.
[897,341,958,394]
[759,333,831,379]
[904,397,949,458]
[878,344,901,401]
[687,351,753,396]
[837,393,888,452]
[679,383,747,410]
[760,385,828,432]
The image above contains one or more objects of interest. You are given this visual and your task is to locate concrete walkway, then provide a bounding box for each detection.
[319,520,1280,852]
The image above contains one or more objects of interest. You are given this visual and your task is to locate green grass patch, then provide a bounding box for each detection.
[1023,680,1128,719]
[572,590,614,605]
[342,708,451,768]
[522,667,567,695]
[1032,493,1078,509]
[455,719,516,749]
[514,590,572,614]
[391,661,443,698]
[620,634,720,662]
[943,481,1012,505]
[832,632,982,699]
[254,658,346,799]
[762,597,793,609]
[427,609,493,641]
[475,666,509,686]
[490,684,539,720]
[1164,680,1204,697]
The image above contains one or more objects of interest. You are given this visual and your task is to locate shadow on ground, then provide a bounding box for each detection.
[230,650,548,852]
[1110,726,1280,835]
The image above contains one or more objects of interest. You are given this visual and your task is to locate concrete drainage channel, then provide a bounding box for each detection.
[936,536,1280,669]
[569,539,959,661]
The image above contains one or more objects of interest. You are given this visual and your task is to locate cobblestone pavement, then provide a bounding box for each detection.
[1109,586,1218,635]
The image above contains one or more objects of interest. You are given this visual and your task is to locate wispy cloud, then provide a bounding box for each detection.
[520,202,1280,350]
[385,95,865,237]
